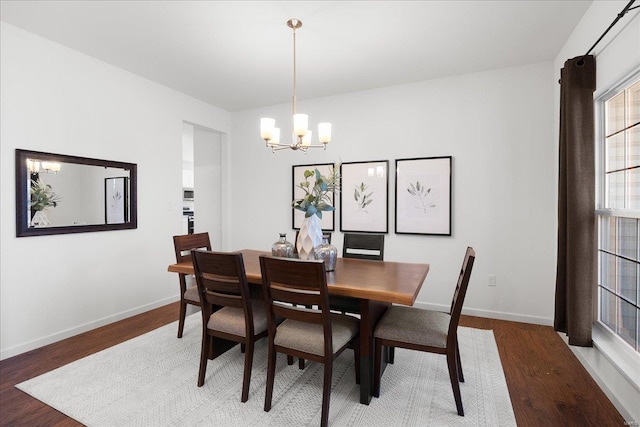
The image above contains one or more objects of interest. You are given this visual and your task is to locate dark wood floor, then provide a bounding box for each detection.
[0,302,625,426]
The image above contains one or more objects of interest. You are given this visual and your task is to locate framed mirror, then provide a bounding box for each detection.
[15,149,137,237]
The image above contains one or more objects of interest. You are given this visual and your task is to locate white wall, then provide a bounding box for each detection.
[552,1,640,422]
[193,125,223,249]
[230,61,557,325]
[0,22,231,359]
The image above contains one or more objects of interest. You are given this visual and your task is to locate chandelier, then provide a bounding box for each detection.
[260,19,331,153]
[26,159,61,174]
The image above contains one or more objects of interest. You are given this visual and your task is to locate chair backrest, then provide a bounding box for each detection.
[342,233,384,261]
[191,250,254,336]
[447,247,476,337]
[259,256,333,354]
[173,232,211,263]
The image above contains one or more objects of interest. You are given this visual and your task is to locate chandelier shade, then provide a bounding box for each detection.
[260,19,332,153]
[26,159,61,174]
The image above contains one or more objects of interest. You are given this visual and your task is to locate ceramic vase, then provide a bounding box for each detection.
[296,215,323,260]
[31,210,50,227]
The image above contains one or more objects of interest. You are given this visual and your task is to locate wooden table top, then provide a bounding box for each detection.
[168,249,429,306]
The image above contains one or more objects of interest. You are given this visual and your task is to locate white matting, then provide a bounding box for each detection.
[16,314,516,426]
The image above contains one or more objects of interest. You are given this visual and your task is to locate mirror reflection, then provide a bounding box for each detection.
[27,161,130,227]
[16,149,137,237]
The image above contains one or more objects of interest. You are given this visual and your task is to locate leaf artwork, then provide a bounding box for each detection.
[407,181,436,214]
[111,191,123,209]
[354,182,373,213]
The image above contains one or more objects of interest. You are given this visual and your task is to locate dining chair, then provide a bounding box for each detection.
[332,233,385,315]
[291,230,333,370]
[373,247,476,416]
[342,232,384,260]
[259,256,360,427]
[332,232,394,362]
[173,232,211,338]
[329,233,385,321]
[191,250,268,402]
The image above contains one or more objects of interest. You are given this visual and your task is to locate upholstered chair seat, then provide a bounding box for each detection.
[183,285,200,303]
[208,300,268,337]
[274,314,359,356]
[375,307,450,348]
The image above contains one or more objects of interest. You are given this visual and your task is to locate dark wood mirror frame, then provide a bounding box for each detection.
[15,149,138,237]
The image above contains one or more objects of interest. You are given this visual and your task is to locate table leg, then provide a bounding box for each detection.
[358,300,390,404]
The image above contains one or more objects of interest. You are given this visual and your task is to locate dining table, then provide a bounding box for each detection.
[167,248,429,405]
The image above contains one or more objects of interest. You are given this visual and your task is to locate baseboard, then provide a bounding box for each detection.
[560,329,640,423]
[0,296,179,361]
[1,299,554,360]
[412,301,554,326]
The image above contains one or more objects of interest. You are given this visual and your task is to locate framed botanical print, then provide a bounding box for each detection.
[292,163,336,230]
[340,160,389,233]
[105,177,129,224]
[395,156,452,235]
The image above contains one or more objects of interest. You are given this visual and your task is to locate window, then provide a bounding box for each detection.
[597,74,640,353]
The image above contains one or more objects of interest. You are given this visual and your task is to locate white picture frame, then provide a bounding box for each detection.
[105,177,128,224]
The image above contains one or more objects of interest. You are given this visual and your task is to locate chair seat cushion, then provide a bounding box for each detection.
[274,314,359,356]
[207,300,268,337]
[374,306,450,348]
[183,285,200,303]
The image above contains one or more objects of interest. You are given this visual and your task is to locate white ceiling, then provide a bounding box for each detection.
[0,1,592,112]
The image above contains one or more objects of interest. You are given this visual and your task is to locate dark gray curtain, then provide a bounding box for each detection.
[555,55,596,347]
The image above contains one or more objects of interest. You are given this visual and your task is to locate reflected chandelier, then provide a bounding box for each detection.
[26,159,61,174]
[260,19,331,153]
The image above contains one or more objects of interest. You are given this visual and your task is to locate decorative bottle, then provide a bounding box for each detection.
[272,233,295,258]
[314,236,337,271]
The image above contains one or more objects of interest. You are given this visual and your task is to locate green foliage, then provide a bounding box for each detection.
[292,165,341,219]
[354,182,373,212]
[30,178,62,212]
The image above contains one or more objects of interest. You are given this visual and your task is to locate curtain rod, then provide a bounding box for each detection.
[578,0,638,65]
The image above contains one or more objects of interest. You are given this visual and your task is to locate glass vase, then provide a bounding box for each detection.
[271,233,295,258]
[314,236,337,271]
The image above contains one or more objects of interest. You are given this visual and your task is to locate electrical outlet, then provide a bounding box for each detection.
[488,274,497,287]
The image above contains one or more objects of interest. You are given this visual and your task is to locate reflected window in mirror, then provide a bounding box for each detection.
[15,149,137,237]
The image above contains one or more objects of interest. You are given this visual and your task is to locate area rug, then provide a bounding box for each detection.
[16,313,516,426]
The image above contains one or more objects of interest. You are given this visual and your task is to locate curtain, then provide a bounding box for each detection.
[554,55,596,347]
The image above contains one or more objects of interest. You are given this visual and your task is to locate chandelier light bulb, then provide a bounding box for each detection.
[302,130,312,147]
[271,128,281,145]
[293,114,308,137]
[260,118,275,140]
[318,123,332,143]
